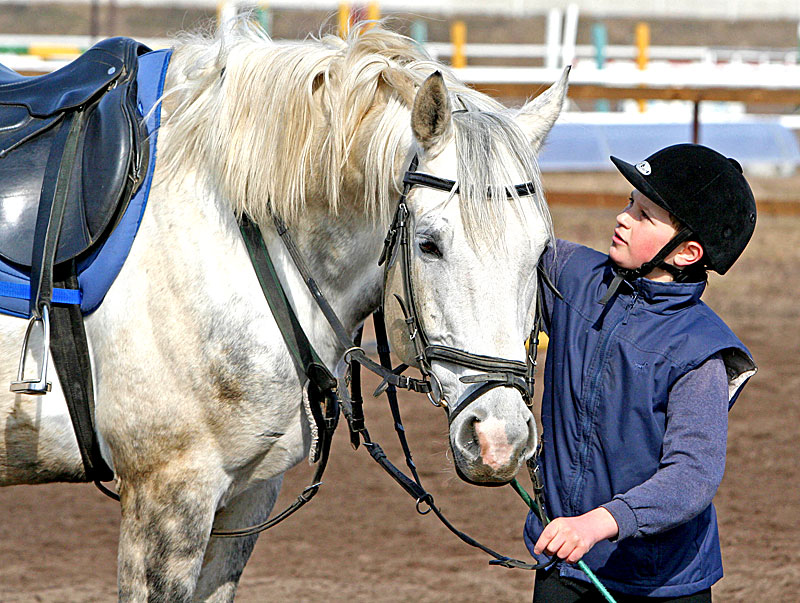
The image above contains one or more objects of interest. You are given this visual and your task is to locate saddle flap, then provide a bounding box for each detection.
[0,106,63,156]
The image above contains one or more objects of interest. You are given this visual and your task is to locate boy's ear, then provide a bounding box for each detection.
[673,240,705,268]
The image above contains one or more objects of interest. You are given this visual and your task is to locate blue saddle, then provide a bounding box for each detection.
[0,44,172,318]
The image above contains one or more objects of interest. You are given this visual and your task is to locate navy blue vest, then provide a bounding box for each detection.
[524,244,754,597]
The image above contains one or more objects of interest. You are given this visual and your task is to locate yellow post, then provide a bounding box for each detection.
[451,20,467,69]
[338,2,350,38]
[28,45,82,60]
[365,1,380,28]
[635,22,650,112]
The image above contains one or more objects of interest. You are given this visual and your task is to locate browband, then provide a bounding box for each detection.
[402,171,536,199]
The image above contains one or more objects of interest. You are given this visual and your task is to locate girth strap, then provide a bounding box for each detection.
[21,106,117,486]
[50,263,115,484]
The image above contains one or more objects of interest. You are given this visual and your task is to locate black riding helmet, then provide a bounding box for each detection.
[596,144,757,305]
[610,143,757,275]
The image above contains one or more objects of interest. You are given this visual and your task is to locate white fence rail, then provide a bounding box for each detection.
[4,0,800,20]
[2,34,798,70]
[424,43,800,66]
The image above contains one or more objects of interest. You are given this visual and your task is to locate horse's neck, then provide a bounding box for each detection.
[266,205,386,365]
[143,174,384,373]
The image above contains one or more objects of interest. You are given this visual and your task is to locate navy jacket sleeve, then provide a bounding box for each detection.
[601,353,729,539]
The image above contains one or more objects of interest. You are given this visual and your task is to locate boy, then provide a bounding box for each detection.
[525,144,758,601]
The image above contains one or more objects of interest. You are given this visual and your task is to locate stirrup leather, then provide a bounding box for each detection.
[10,304,52,394]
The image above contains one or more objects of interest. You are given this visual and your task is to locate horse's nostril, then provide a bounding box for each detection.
[456,415,482,458]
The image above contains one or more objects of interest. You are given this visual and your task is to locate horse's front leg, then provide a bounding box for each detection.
[194,476,283,602]
[117,469,223,602]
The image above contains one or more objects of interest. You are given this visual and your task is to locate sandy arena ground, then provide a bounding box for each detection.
[1,196,798,601]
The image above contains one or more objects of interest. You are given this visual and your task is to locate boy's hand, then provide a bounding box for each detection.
[533,507,619,564]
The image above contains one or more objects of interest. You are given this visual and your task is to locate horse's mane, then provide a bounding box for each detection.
[159,21,552,244]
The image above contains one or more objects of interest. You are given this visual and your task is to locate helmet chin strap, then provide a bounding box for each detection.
[600,227,693,305]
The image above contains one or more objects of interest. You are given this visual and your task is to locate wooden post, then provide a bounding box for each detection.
[338,2,350,38]
[106,0,118,36]
[561,3,579,68]
[218,1,237,30]
[451,20,467,69]
[635,22,649,112]
[797,22,800,64]
[545,8,562,69]
[592,23,606,69]
[89,0,100,40]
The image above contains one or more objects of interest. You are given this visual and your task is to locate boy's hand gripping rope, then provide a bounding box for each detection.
[510,475,617,603]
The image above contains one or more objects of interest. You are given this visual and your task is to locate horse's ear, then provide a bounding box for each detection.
[516,66,570,153]
[411,71,453,153]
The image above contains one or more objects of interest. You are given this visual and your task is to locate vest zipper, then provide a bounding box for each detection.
[566,298,629,513]
[623,289,639,325]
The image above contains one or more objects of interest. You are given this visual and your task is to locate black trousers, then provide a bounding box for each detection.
[533,568,712,603]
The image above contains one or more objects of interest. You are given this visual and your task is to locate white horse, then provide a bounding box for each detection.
[0,24,567,600]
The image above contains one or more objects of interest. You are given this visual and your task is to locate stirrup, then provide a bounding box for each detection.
[10,304,52,395]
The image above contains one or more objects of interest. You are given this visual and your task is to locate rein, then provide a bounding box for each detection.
[211,155,559,571]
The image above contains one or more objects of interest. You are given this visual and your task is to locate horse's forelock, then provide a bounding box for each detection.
[448,107,553,249]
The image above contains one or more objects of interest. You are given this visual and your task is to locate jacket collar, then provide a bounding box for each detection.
[603,263,706,312]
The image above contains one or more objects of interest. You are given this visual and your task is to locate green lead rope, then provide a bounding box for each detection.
[510,479,618,603]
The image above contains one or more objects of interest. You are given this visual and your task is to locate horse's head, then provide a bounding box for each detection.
[383,69,568,484]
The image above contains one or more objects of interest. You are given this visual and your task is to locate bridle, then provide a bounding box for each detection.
[210,154,559,572]
[380,154,542,426]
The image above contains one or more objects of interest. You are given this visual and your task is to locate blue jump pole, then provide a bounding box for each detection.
[410,19,428,49]
[592,23,610,112]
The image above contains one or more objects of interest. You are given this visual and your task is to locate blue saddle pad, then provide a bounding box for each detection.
[0,48,172,318]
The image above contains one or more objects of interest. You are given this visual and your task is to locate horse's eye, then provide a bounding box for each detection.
[418,239,442,258]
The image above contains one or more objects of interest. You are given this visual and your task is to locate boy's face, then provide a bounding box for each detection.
[609,190,679,273]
